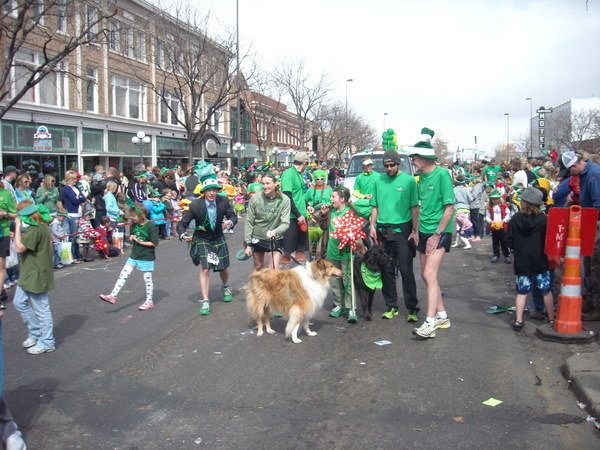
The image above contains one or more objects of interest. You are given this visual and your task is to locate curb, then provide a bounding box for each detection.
[564,350,600,418]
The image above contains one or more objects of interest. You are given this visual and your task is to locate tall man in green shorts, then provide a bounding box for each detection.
[408,128,456,339]
[369,149,420,322]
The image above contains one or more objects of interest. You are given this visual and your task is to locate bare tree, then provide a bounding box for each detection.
[271,59,331,151]
[242,71,284,161]
[432,136,450,162]
[548,108,600,152]
[313,102,345,161]
[0,0,116,119]
[149,2,245,164]
[347,113,377,154]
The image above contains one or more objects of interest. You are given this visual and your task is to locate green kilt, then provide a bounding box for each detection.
[190,236,230,271]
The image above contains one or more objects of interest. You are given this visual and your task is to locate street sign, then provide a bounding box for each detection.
[536,107,553,153]
[33,125,52,152]
[546,207,598,257]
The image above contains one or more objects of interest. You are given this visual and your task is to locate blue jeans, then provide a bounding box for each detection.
[12,286,55,349]
[65,216,83,261]
[52,242,62,266]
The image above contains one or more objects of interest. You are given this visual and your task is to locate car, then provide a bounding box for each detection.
[342,150,414,194]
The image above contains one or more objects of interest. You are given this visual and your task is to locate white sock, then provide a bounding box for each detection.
[437,310,448,319]
[111,265,133,297]
[143,272,153,302]
[426,317,436,324]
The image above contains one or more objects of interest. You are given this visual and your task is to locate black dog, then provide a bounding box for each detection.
[353,245,391,321]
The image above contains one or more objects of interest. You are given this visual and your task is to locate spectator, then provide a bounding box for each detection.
[59,170,88,263]
[14,173,34,204]
[34,174,59,216]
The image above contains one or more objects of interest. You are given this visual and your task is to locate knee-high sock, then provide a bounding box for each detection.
[143,271,153,302]
[110,265,133,297]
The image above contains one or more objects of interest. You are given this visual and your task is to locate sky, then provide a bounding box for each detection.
[197,0,600,156]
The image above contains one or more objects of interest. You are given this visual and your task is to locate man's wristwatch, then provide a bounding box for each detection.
[435,229,443,236]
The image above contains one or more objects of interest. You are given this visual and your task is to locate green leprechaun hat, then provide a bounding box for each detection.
[408,127,437,159]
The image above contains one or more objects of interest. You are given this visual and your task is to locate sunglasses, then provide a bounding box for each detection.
[383,163,397,168]
[315,178,324,181]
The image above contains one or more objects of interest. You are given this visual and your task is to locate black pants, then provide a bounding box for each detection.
[379,225,418,312]
[470,209,484,238]
[491,229,509,257]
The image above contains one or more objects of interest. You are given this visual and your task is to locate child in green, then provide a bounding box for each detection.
[99,206,159,311]
[326,187,357,324]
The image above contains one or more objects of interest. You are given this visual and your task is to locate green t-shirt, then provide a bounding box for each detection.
[370,172,418,227]
[0,189,16,238]
[304,186,333,208]
[326,206,351,261]
[354,171,380,197]
[130,221,160,261]
[484,165,501,182]
[19,223,54,293]
[418,166,455,234]
[280,166,307,218]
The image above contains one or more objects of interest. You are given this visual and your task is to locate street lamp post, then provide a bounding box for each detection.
[345,78,353,158]
[131,130,151,166]
[273,146,279,167]
[234,141,245,168]
[526,97,533,158]
[504,112,510,160]
[383,112,388,131]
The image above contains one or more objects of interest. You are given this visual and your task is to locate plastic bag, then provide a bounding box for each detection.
[112,230,123,251]
[60,240,73,265]
[6,238,18,269]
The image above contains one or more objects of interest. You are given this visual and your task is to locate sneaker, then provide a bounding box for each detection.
[347,310,358,324]
[72,259,82,264]
[381,306,399,319]
[3,280,14,289]
[434,315,451,329]
[451,241,459,248]
[6,430,26,450]
[406,310,419,323]
[463,244,472,250]
[491,256,499,263]
[99,294,116,304]
[22,337,37,348]
[138,300,154,311]
[412,321,436,339]
[199,300,211,315]
[512,320,524,331]
[27,345,55,355]
[504,256,512,264]
[329,305,346,318]
[53,264,65,269]
[222,285,233,302]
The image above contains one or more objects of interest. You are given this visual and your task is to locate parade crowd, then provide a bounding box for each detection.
[0,127,599,449]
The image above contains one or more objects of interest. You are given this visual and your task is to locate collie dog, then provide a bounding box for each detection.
[246,259,342,343]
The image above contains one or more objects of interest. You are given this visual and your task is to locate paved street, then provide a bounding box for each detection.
[3,221,599,449]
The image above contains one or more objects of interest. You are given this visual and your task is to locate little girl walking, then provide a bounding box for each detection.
[99,205,159,311]
[507,187,555,331]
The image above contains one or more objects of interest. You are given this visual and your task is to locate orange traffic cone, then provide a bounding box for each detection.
[537,206,596,343]
[554,206,583,334]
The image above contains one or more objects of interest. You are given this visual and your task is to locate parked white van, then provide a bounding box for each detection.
[342,149,414,194]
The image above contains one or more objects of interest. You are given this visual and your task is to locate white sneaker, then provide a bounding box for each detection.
[434,315,451,329]
[412,321,436,339]
[3,281,14,289]
[6,430,27,450]
[22,337,37,348]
